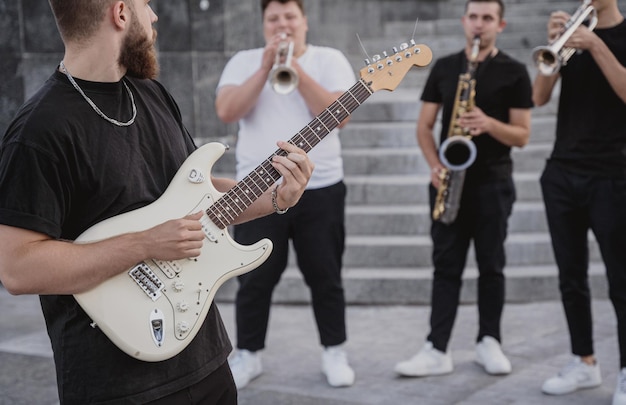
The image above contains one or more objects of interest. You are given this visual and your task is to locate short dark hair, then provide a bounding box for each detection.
[465,0,505,19]
[261,0,305,15]
[48,0,118,42]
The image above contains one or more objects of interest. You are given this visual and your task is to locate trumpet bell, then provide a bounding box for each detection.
[532,0,597,75]
[270,39,299,95]
[532,46,562,76]
[270,65,299,95]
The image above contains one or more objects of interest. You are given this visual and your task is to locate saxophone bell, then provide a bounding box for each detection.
[438,135,477,172]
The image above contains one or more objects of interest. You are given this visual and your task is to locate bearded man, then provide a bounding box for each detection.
[0,1,314,404]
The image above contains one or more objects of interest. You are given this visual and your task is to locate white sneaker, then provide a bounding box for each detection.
[394,341,453,377]
[321,345,355,387]
[542,356,602,395]
[613,368,626,405]
[475,336,512,375]
[228,349,262,389]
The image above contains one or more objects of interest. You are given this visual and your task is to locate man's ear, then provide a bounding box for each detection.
[112,1,128,30]
[497,18,507,34]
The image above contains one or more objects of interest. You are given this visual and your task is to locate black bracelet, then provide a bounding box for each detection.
[271,185,289,214]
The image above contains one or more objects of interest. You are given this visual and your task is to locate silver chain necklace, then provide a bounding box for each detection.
[59,61,137,127]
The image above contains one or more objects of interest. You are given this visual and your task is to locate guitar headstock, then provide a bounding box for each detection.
[359,40,433,93]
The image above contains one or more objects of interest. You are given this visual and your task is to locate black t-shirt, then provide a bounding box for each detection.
[0,71,231,404]
[552,19,626,178]
[421,50,533,181]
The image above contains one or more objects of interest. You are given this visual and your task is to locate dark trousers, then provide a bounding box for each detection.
[541,162,626,367]
[233,181,347,351]
[427,176,515,352]
[145,362,237,405]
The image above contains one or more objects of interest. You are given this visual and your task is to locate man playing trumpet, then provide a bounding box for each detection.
[215,0,356,390]
[533,1,626,403]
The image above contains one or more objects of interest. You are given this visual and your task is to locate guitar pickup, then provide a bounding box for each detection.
[129,263,164,301]
[151,259,182,279]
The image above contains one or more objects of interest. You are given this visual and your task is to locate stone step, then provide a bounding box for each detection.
[346,201,547,236]
[349,87,560,124]
[393,21,548,51]
[438,1,604,17]
[215,262,607,305]
[386,16,548,39]
[356,37,539,68]
[340,232,599,268]
[338,145,549,176]
[340,114,557,148]
[346,171,543,205]
[206,171,544,207]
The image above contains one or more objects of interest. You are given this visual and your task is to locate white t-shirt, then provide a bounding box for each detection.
[217,45,356,189]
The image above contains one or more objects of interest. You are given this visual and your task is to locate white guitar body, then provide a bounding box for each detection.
[74,142,272,362]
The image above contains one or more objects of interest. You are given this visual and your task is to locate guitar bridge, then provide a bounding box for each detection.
[129,263,164,301]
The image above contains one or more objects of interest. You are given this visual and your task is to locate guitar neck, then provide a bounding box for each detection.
[207,78,374,229]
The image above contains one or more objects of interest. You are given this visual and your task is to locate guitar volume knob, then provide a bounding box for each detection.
[172,280,185,292]
[177,301,189,312]
[177,321,190,334]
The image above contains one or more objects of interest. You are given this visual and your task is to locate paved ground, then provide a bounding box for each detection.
[0,286,621,405]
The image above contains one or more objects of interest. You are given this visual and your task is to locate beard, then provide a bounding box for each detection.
[119,15,159,80]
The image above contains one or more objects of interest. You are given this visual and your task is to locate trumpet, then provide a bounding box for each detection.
[269,35,299,95]
[532,0,597,76]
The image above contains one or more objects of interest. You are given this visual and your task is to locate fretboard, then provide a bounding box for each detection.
[207,78,374,229]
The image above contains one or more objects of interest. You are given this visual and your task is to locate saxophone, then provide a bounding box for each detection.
[432,35,480,224]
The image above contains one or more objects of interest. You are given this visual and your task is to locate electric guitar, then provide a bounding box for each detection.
[74,41,432,361]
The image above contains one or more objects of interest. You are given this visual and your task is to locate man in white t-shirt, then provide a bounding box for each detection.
[215,0,356,390]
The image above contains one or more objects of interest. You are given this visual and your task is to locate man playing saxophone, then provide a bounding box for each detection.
[533,0,626,402]
[395,0,532,378]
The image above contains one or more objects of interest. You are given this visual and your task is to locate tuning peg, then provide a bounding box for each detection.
[392,47,404,62]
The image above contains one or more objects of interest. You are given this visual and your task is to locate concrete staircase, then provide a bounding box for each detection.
[215,0,619,305]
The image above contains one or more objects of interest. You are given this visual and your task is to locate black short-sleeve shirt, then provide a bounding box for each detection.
[421,50,533,180]
[0,71,232,404]
[552,19,626,178]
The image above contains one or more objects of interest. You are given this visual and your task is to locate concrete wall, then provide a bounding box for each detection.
[0,0,440,142]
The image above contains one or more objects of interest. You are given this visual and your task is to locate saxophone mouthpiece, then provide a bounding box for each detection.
[471,35,481,61]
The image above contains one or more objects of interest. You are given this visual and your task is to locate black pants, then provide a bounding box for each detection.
[145,362,237,405]
[427,176,515,352]
[233,181,347,350]
[541,162,626,367]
